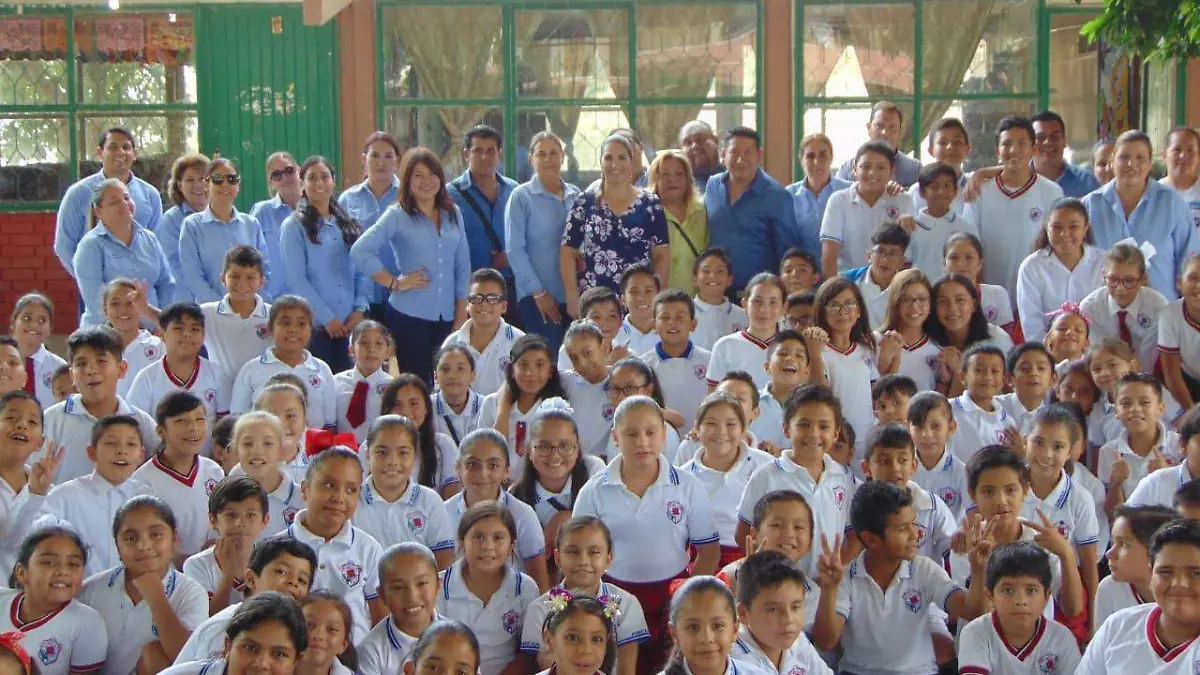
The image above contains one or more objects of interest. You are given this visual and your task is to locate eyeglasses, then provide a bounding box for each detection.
[825,301,859,316]
[781,316,813,329]
[871,248,905,261]
[610,382,649,397]
[270,165,298,181]
[1105,275,1140,289]
[531,442,578,457]
[468,293,505,305]
[898,295,931,307]
[207,174,241,185]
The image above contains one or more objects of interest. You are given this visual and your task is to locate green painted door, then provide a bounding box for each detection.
[196,5,339,210]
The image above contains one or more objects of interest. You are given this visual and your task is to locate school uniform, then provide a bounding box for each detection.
[842,266,891,330]
[1094,575,1150,630]
[181,546,246,606]
[1158,298,1200,386]
[673,431,759,468]
[962,173,1064,298]
[35,472,153,577]
[949,394,1012,464]
[357,613,443,675]
[1162,176,1200,229]
[117,331,164,398]
[229,348,338,428]
[819,185,916,272]
[443,490,545,563]
[656,658,773,675]
[790,176,852,261]
[560,371,614,458]
[1020,469,1100,560]
[913,447,971,520]
[681,445,774,561]
[907,208,978,276]
[906,480,956,561]
[1080,285,1168,374]
[731,624,833,675]
[433,390,484,446]
[993,392,1041,436]
[1078,603,1200,673]
[0,590,107,675]
[0,470,46,579]
[174,602,239,664]
[520,581,649,664]
[958,612,1081,675]
[708,331,773,390]
[126,357,229,438]
[641,342,712,433]
[1098,423,1183,498]
[33,394,157,483]
[821,342,878,460]
[948,525,1064,624]
[79,567,208,675]
[440,320,524,397]
[25,344,67,410]
[1016,246,1107,342]
[979,284,1016,329]
[478,393,545,480]
[334,367,392,443]
[613,318,659,358]
[355,477,455,551]
[693,297,748,352]
[131,454,225,556]
[750,385,788,452]
[1126,460,1197,508]
[178,207,271,303]
[200,295,273,394]
[876,332,940,392]
[525,455,605,526]
[286,510,383,643]
[412,433,461,494]
[249,470,304,539]
[436,559,540,675]
[160,660,226,675]
[1070,461,1109,554]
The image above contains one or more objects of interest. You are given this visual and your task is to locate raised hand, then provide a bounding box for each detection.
[1021,508,1071,560]
[816,533,846,590]
[967,516,997,569]
[29,443,63,496]
[801,326,830,355]
[1000,427,1026,458]
[1109,457,1131,486]
[1147,446,1172,473]
[214,535,252,581]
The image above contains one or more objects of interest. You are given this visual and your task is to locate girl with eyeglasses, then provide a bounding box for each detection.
[510,399,605,537]
[874,268,940,392]
[179,158,272,303]
[600,357,683,463]
[924,274,1014,397]
[250,151,303,301]
[1079,242,1168,373]
[808,277,877,463]
[1016,197,1106,343]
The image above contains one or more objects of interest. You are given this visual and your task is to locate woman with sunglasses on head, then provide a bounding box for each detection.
[340,132,404,321]
[251,152,304,301]
[179,158,272,303]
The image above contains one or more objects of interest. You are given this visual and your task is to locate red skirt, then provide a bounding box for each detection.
[606,572,686,675]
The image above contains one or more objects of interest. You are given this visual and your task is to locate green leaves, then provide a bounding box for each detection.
[1079,0,1200,61]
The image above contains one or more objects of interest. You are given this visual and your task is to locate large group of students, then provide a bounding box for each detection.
[1,103,1200,675]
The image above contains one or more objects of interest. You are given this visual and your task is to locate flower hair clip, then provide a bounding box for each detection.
[547,587,623,620]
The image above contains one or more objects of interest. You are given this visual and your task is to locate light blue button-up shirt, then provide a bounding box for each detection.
[157,202,197,304]
[1083,179,1199,300]
[178,207,271,304]
[249,195,295,301]
[1050,162,1101,199]
[73,222,174,327]
[280,214,371,326]
[350,204,470,322]
[786,175,851,262]
[449,170,519,273]
[338,178,401,305]
[54,170,163,275]
[505,175,580,303]
[704,169,800,289]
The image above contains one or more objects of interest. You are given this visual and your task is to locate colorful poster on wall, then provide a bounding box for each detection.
[1097,40,1138,138]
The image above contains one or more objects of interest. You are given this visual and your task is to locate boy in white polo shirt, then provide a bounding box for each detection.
[1176,479,1200,519]
[641,289,711,432]
[441,268,524,397]
[909,162,979,275]
[692,248,748,352]
[201,245,273,394]
[708,273,786,391]
[820,140,917,276]
[1127,404,1200,508]
[750,329,811,455]
[950,344,1019,464]
[181,475,270,614]
[907,392,970,519]
[1100,374,1182,510]
[841,223,910,329]
[907,118,972,215]
[614,264,660,357]
[556,287,627,371]
[560,320,614,456]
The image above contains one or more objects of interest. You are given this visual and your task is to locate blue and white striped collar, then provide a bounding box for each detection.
[600,455,679,487]
[442,559,523,600]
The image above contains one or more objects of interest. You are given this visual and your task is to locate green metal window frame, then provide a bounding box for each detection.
[375,0,764,175]
[0,5,200,213]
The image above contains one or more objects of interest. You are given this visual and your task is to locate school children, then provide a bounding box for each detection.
[1016,198,1107,342]
[254,382,319,485]
[1127,405,1200,508]
[181,475,270,614]
[907,391,970,521]
[479,335,567,479]
[432,345,484,445]
[871,375,916,427]
[1044,307,1090,369]
[9,293,67,410]
[943,233,1016,334]
[297,591,357,675]
[907,162,978,275]
[708,273,786,391]
[231,412,304,538]
[841,223,911,329]
[779,249,820,297]
[1175,479,1200,519]
[406,619,483,675]
[808,277,878,460]
[661,577,772,675]
[50,365,73,406]
[673,372,758,467]
[1098,505,1175,627]
[380,375,461,496]
[820,140,917,276]
[560,321,615,457]
[0,391,60,577]
[334,320,393,443]
[537,595,619,675]
[731,551,832,675]
[907,118,972,216]
[614,264,661,358]
[949,345,1016,464]
[1157,252,1200,410]
[441,269,525,397]
[874,269,940,392]
[692,248,749,352]
[749,330,811,454]
[98,279,165,398]
[357,543,442,675]
[171,591,310,674]
[994,341,1056,434]
[557,287,628,371]
[640,290,712,432]
[1080,242,1168,373]
[0,338,25,397]
[782,291,815,333]
[1099,374,1182,514]
[200,246,274,395]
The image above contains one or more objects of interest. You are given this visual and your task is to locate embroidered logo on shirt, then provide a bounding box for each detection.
[144,344,160,360]
[376,382,388,396]
[886,206,900,219]
[1054,520,1070,538]
[925,355,940,371]
[915,524,927,547]
[831,485,847,509]
[256,323,270,339]
[500,356,512,371]
[939,487,960,509]
[902,588,923,613]
[665,500,685,524]
[602,404,616,423]
[339,561,363,587]
[693,365,707,380]
[309,375,322,390]
[784,668,807,675]
[283,506,299,524]
[985,306,998,321]
[37,638,62,665]
[1037,652,1061,674]
[41,372,53,387]
[204,388,217,404]
[205,478,219,496]
[1138,313,1152,329]
[1029,207,1043,223]
[407,512,426,533]
[502,609,521,634]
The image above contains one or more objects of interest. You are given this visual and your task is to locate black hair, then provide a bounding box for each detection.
[410,619,481,671]
[208,475,270,518]
[1113,505,1178,546]
[1174,479,1200,510]
[926,274,992,349]
[654,288,695,320]
[855,140,897,168]
[871,222,911,251]
[212,413,239,450]
[555,514,614,552]
[98,127,135,149]
[304,446,363,484]
[579,286,622,319]
[718,370,760,409]
[66,325,123,361]
[619,262,661,295]
[267,295,315,330]
[380,374,440,489]
[248,535,318,584]
[1030,109,1067,133]
[769,328,807,356]
[943,231,984,260]
[159,302,205,331]
[751,490,813,531]
[723,126,760,149]
[1115,371,1163,400]
[457,500,518,545]
[365,414,420,455]
[786,290,816,309]
[780,248,818,273]
[693,246,734,276]
[464,124,503,150]
[542,597,617,675]
[435,343,477,372]
[744,272,788,301]
[872,374,917,403]
[297,156,361,246]
[299,591,360,671]
[1031,197,1094,252]
[782,384,844,433]
[850,480,913,540]
[1006,341,1054,375]
[470,268,508,294]
[0,336,19,352]
[737,550,809,608]
[504,335,567,405]
[90,413,143,449]
[864,423,914,461]
[995,116,1036,146]
[0,390,42,426]
[1149,519,1200,563]
[813,277,875,350]
[906,391,952,427]
[1030,403,1082,447]
[610,357,668,408]
[930,117,970,146]
[962,343,1006,374]
[224,245,265,274]
[154,390,205,427]
[985,541,1053,592]
[379,542,438,583]
[225,591,309,656]
[10,525,87,588]
[966,445,1030,493]
[917,162,960,192]
[112,495,177,542]
[663,577,737,675]
[513,407,589,513]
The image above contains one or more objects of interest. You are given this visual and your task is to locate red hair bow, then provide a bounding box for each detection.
[304,429,359,457]
[0,631,32,674]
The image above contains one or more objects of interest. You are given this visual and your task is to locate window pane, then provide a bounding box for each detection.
[381,6,504,101]
[801,101,916,161]
[0,58,68,106]
[383,106,502,177]
[0,115,70,202]
[513,106,630,186]
[1048,13,1100,162]
[635,103,756,157]
[922,0,1035,96]
[76,13,197,104]
[916,98,1036,169]
[635,3,757,100]
[78,113,199,196]
[801,3,915,98]
[515,9,626,101]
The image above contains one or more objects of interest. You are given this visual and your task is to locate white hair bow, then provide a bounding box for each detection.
[1113,237,1157,262]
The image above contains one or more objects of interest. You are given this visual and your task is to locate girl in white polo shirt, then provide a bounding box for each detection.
[9,292,67,410]
[809,277,877,461]
[1016,198,1106,343]
[707,274,786,391]
[943,233,1015,333]
[659,576,771,675]
[296,592,356,675]
[1158,252,1200,411]
[160,591,310,675]
[538,595,619,675]
[334,320,393,444]
[875,268,941,392]
[380,375,461,497]
[508,399,605,533]
[432,345,483,445]
[101,279,166,398]
[479,335,568,480]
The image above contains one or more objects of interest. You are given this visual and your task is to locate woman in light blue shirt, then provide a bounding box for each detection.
[504,131,580,353]
[280,156,370,374]
[178,158,271,303]
[249,151,302,301]
[351,146,470,384]
[338,132,402,321]
[73,179,174,326]
[786,133,849,261]
[158,153,209,304]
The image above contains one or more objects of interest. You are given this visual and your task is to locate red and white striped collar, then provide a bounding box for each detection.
[995,172,1038,200]
[163,357,202,389]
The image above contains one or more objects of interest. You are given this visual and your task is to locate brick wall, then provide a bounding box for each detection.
[0,212,80,334]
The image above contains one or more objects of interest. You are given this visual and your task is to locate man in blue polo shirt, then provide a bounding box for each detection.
[1032,109,1101,198]
[450,124,518,272]
[704,126,800,295]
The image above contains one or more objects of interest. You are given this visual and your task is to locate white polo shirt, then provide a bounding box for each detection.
[1081,286,1168,374]
[822,342,878,459]
[174,602,240,664]
[560,371,614,457]
[1127,461,1197,507]
[181,546,246,606]
[230,348,338,428]
[443,490,545,562]
[731,624,833,675]
[433,390,483,446]
[79,567,208,675]
[126,356,229,434]
[979,284,1015,328]
[1016,246,1107,342]
[693,297,748,352]
[736,453,858,578]
[1098,423,1183,498]
[877,332,940,392]
[1070,461,1109,554]
[681,445,773,547]
[201,295,272,393]
[907,481,956,561]
[436,560,540,675]
[478,394,544,480]
[36,472,153,577]
[820,184,916,271]
[949,394,1012,464]
[441,319,524,397]
[750,385,787,451]
[36,394,158,483]
[334,366,393,443]
[526,455,605,526]
[27,344,67,410]
[358,614,438,675]
[962,173,1064,296]
[0,469,46,578]
[993,392,1041,436]
[914,448,971,520]
[0,590,107,675]
[949,525,1063,625]
[286,511,383,643]
[259,470,304,539]
[1159,298,1200,379]
[834,553,962,675]
[673,431,759,468]
[131,454,225,556]
[708,331,774,390]
[1095,575,1149,630]
[117,330,164,398]
[573,455,719,583]
[520,582,649,661]
[613,318,659,359]
[907,173,970,216]
[354,477,455,552]
[161,660,225,675]
[908,209,978,277]
[641,342,712,432]
[1020,469,1100,552]
[958,612,1081,675]
[1078,604,1200,674]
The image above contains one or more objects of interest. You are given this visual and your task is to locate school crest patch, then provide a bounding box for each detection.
[1054,520,1070,538]
[205,478,219,496]
[925,355,940,371]
[144,344,160,360]
[693,364,707,380]
[407,511,426,533]
[204,388,218,404]
[784,668,807,675]
[985,306,998,321]
[1037,652,1060,674]
[37,638,62,665]
[915,524,927,547]
[665,500,685,524]
[602,404,616,423]
[339,561,363,587]
[902,588,923,613]
[886,206,900,219]
[502,609,521,634]
[831,485,847,509]
[939,487,960,509]
[41,372,53,388]
[283,506,299,524]
[1138,313,1151,329]
[256,323,270,339]
[1029,207,1043,223]
[309,375,322,390]
[500,356,511,371]
[376,382,388,396]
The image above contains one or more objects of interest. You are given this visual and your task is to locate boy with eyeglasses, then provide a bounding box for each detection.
[841,223,911,329]
[440,268,525,397]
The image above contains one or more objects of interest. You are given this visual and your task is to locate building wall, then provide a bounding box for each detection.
[0,212,79,333]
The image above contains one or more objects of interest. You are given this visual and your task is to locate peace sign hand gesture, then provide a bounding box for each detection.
[1021,508,1073,562]
[816,533,846,590]
[965,514,997,570]
[29,443,63,496]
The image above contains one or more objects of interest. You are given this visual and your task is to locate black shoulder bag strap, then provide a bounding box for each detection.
[670,218,701,259]
[452,183,504,252]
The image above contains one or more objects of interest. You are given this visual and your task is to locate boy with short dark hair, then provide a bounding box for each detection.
[0,336,25,396]
[750,329,811,454]
[731,551,831,675]
[641,289,710,432]
[615,263,661,357]
[782,290,816,332]
[50,364,74,404]
[692,247,748,352]
[908,161,979,274]
[560,319,613,456]
[841,223,911,328]
[1128,404,1200,509]
[872,374,917,426]
[907,391,969,519]
[908,118,972,214]
[950,345,1016,464]
[1176,478,1200,520]
[995,341,1056,434]
[779,248,819,296]
[441,268,525,396]
[556,286,628,370]
[1101,373,1182,512]
[201,245,273,394]
[182,475,272,614]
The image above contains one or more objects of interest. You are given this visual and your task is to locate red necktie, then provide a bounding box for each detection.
[23,358,35,395]
[346,381,369,429]
[1117,310,1133,346]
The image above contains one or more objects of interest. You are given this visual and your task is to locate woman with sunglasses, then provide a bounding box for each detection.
[178,158,272,303]
[339,132,404,321]
[250,151,304,301]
